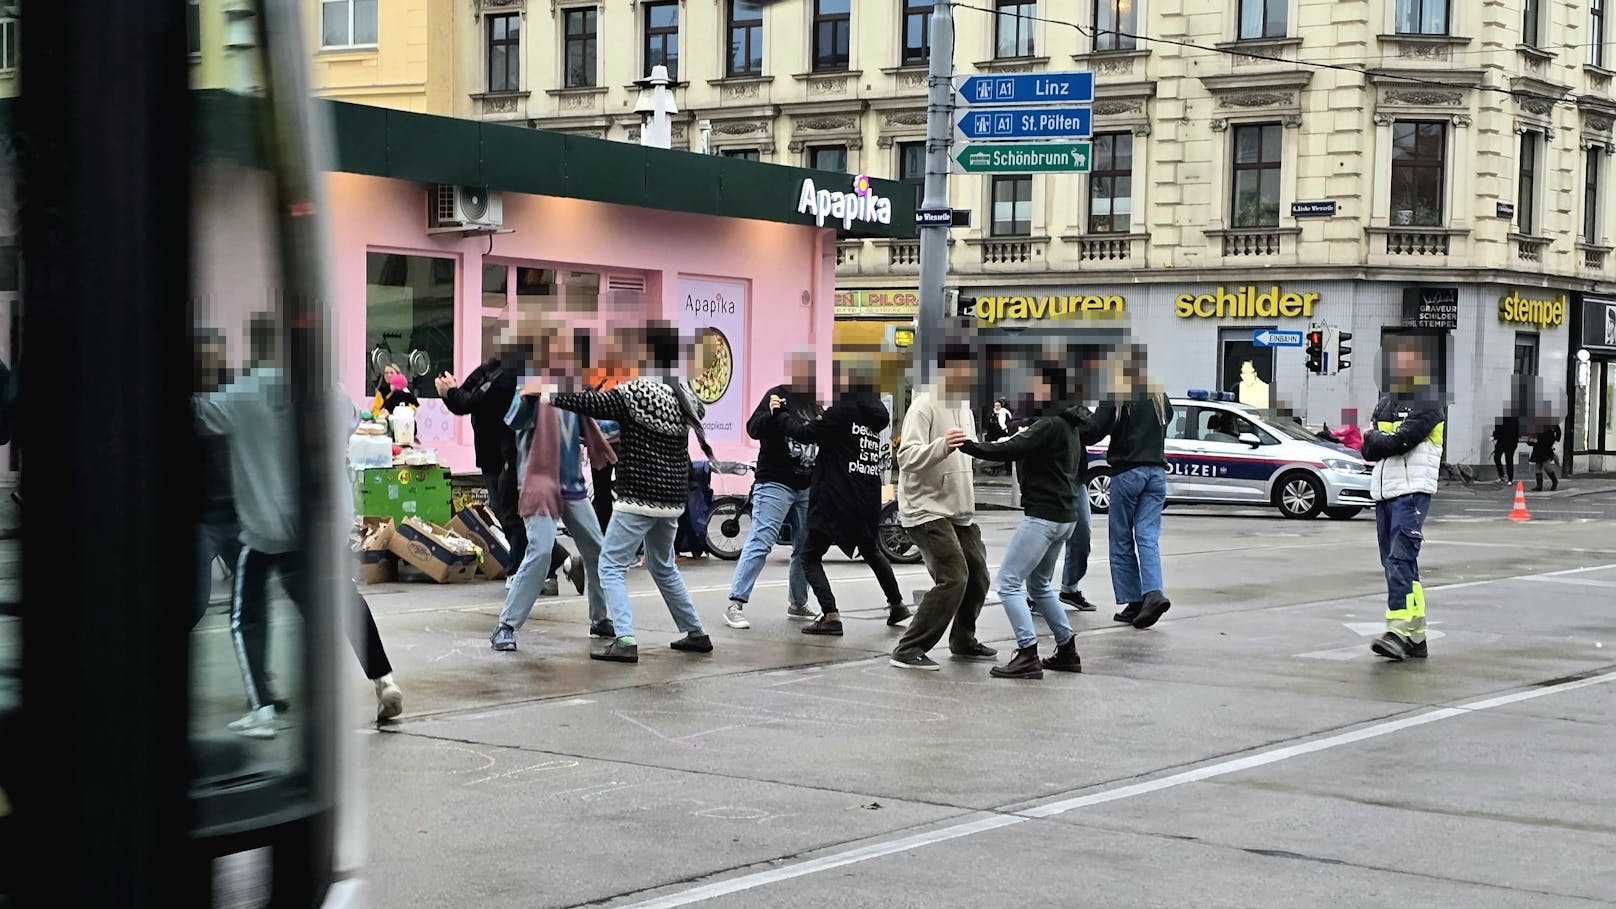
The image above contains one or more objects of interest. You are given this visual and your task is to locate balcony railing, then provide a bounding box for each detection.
[1205,227,1297,258]
[888,242,920,268]
[1076,233,1141,262]
[981,239,1036,265]
[834,240,861,273]
[1512,234,1550,264]
[1383,229,1450,256]
[1580,242,1611,272]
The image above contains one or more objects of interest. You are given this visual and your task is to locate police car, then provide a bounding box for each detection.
[1083,391,1374,520]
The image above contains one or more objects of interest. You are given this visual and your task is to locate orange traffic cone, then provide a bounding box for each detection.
[1508,481,1531,522]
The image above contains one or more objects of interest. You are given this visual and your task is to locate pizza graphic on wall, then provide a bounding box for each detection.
[691,327,734,405]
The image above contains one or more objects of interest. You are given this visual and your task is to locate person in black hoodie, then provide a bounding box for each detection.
[1530,418,1561,491]
[722,349,819,630]
[962,363,1088,679]
[1491,412,1521,484]
[778,360,908,636]
[193,330,241,628]
[437,341,527,571]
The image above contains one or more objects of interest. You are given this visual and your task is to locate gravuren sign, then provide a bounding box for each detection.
[971,293,1124,326]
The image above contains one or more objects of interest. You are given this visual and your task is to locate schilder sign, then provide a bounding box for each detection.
[797,174,893,230]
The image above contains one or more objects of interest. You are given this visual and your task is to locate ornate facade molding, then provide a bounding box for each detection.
[1382,89,1464,106]
[882,110,927,127]
[712,119,768,136]
[1092,99,1143,117]
[796,115,858,131]
[1217,91,1293,110]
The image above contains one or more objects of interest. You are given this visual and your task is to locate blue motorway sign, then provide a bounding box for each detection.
[957,107,1092,141]
[1253,329,1304,348]
[956,72,1095,106]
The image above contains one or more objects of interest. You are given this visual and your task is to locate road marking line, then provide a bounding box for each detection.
[617,668,1616,908]
[1519,576,1616,589]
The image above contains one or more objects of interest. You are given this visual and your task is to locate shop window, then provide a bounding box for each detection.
[1594,0,1608,67]
[482,263,509,311]
[1586,147,1604,244]
[643,1,679,79]
[1390,121,1446,227]
[722,148,760,160]
[1523,0,1541,48]
[727,0,764,77]
[813,0,851,72]
[995,0,1035,59]
[1513,332,1539,377]
[1219,328,1276,409]
[1238,0,1286,40]
[515,267,559,316]
[991,174,1032,236]
[1088,132,1133,233]
[809,144,848,172]
[902,0,933,66]
[186,0,201,55]
[561,271,600,316]
[1230,122,1282,229]
[563,7,598,89]
[1518,130,1542,235]
[488,13,521,93]
[1395,0,1448,36]
[321,0,378,48]
[898,141,926,184]
[366,253,455,400]
[1094,0,1137,51]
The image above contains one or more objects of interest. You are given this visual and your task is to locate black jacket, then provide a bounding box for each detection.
[199,432,236,525]
[1087,393,1175,470]
[962,407,1092,523]
[442,359,517,474]
[780,391,890,541]
[747,385,819,491]
[1491,416,1521,449]
[1530,424,1561,464]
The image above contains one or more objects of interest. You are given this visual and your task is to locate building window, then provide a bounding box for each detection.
[812,0,852,72]
[1518,130,1541,235]
[728,0,764,77]
[1094,0,1137,51]
[903,0,934,65]
[1390,121,1446,227]
[1088,132,1133,233]
[1523,0,1541,47]
[898,141,927,184]
[366,254,456,400]
[995,0,1035,59]
[991,175,1033,236]
[1586,147,1604,243]
[1230,123,1282,229]
[186,0,202,55]
[487,13,521,93]
[1238,0,1286,40]
[722,148,761,160]
[1394,0,1449,36]
[1594,0,1608,67]
[321,0,378,48]
[643,1,679,79]
[809,145,848,172]
[0,14,14,71]
[563,7,598,88]
[1513,332,1539,377]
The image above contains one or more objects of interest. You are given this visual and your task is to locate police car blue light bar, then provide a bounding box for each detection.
[1185,389,1236,402]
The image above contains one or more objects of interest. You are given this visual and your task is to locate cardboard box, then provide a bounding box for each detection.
[354,517,399,585]
[388,517,479,583]
[448,504,513,580]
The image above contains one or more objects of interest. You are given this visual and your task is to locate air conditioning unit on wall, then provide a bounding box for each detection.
[428,185,503,233]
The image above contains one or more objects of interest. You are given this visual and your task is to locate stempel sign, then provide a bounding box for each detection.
[798,174,893,230]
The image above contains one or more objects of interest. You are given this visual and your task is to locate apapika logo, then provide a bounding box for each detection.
[684,292,736,316]
[797,174,893,230]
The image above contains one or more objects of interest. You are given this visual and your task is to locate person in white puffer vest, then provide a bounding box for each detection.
[1360,343,1446,663]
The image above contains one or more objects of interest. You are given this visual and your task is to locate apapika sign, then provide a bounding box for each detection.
[797,174,894,230]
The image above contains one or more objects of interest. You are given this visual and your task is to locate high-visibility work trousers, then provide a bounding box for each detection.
[1376,492,1431,643]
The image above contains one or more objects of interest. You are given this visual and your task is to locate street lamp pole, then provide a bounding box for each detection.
[915,0,955,389]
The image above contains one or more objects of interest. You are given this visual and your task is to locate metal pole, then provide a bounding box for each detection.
[915,0,955,388]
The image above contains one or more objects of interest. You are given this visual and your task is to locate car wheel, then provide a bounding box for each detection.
[1274,472,1326,519]
[1086,470,1112,515]
[704,498,749,560]
[1324,506,1363,521]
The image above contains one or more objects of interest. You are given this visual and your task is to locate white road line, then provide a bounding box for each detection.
[618,668,1616,909]
[1520,576,1616,589]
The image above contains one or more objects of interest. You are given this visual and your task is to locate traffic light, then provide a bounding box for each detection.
[1305,328,1324,374]
[1335,330,1352,372]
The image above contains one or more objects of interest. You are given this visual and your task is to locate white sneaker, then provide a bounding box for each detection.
[724,601,751,629]
[228,705,278,739]
[505,575,514,590]
[375,674,404,722]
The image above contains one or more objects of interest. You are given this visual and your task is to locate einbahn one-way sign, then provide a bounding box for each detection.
[1253,330,1304,348]
[954,142,1092,174]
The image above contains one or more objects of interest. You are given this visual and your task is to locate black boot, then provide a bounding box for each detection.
[990,644,1044,680]
[1113,601,1142,623]
[1132,590,1172,629]
[1040,637,1082,673]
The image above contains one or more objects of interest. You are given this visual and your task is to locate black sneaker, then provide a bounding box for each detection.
[1407,639,1428,659]
[889,652,941,671]
[1371,632,1409,662]
[887,603,913,626]
[802,616,844,636]
[589,620,616,640]
[1132,590,1172,629]
[950,641,999,662]
[1060,590,1098,612]
[1041,637,1083,673]
[990,645,1045,680]
[490,623,517,652]
[564,556,586,595]
[1114,601,1143,623]
[591,639,639,663]
[541,577,560,597]
[670,632,714,654]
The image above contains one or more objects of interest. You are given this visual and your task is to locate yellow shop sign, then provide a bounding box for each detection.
[974,293,1125,327]
[1498,291,1566,329]
[1175,285,1319,319]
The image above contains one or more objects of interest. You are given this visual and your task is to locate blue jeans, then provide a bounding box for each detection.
[195,519,242,627]
[1376,492,1430,642]
[499,498,607,630]
[1108,466,1167,604]
[999,517,1077,649]
[1060,491,1092,593]
[727,482,809,607]
[598,511,704,641]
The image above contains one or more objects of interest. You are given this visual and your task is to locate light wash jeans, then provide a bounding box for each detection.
[1060,491,1092,594]
[499,498,607,630]
[998,516,1077,649]
[598,510,704,641]
[727,482,809,607]
[1108,466,1167,604]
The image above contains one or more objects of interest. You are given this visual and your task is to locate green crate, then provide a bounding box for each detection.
[352,466,452,527]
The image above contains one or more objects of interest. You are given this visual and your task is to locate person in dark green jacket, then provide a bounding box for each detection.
[960,363,1087,680]
[1085,346,1175,631]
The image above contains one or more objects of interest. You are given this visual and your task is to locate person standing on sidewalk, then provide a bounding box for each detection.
[542,322,714,664]
[723,349,819,629]
[1086,347,1175,631]
[1491,413,1521,484]
[776,361,909,636]
[1530,419,1561,491]
[961,363,1088,679]
[193,330,241,628]
[1362,343,1446,662]
[890,343,995,671]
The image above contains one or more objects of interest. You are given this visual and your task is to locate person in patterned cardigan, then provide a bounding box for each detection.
[541,322,715,664]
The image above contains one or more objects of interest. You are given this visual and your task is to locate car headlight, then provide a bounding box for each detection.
[1323,458,1367,475]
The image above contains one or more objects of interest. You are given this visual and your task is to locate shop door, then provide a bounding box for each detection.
[1573,358,1613,455]
[1219,328,1275,410]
